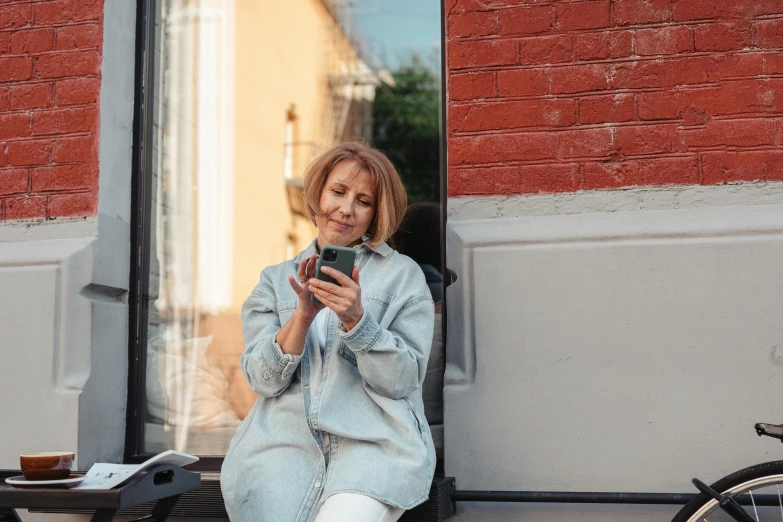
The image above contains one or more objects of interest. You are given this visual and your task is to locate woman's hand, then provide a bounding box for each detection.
[308,265,364,331]
[287,253,324,321]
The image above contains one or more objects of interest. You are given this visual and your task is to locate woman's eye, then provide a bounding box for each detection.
[359,200,371,207]
[332,189,344,195]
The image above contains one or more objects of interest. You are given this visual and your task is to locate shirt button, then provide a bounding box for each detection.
[313,429,319,434]
[315,482,321,488]
[304,384,309,388]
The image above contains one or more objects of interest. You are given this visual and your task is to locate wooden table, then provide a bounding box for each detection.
[0,464,200,522]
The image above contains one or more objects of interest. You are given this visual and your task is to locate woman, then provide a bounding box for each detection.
[221,141,436,522]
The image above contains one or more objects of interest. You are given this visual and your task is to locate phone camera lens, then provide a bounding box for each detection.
[323,249,337,262]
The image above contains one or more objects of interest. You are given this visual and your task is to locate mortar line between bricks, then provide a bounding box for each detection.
[450,132,783,143]
[449,50,783,73]
[608,0,615,27]
[0,22,102,33]
[450,74,783,102]
[448,17,783,41]
[1,78,101,85]
[29,49,100,54]
[450,154,704,169]
[449,108,783,128]
[675,146,783,153]
[0,132,92,141]
[0,75,100,82]
[31,189,94,196]
[449,121,698,136]
[450,90,659,101]
[709,114,783,121]
[450,88,711,103]
[452,60,782,74]
[450,155,781,170]
[452,90,783,106]
[2,52,100,58]
[27,163,94,169]
[1,137,95,145]
[28,132,98,139]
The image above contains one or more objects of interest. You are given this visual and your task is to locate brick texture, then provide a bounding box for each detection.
[0,0,102,221]
[447,0,783,196]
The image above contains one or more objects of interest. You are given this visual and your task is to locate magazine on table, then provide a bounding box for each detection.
[75,450,199,490]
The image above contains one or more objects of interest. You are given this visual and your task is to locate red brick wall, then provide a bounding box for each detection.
[446,0,783,197]
[0,0,102,220]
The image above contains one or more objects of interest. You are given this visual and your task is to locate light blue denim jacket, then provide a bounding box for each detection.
[221,238,436,522]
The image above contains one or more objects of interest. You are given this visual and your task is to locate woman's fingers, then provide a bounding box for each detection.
[310,287,334,304]
[296,254,320,290]
[308,277,350,298]
[288,275,304,295]
[320,266,358,288]
[297,258,308,282]
[311,288,347,311]
[306,253,318,280]
[309,266,364,327]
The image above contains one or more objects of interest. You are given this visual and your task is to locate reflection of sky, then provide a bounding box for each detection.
[346,0,441,73]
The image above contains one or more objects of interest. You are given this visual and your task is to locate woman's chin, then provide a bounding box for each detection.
[319,233,361,248]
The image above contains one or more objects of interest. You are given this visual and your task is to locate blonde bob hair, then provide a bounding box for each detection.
[303,141,407,246]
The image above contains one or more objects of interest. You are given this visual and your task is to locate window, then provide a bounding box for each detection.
[128,0,445,464]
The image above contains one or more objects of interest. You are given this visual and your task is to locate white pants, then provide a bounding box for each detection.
[312,493,405,522]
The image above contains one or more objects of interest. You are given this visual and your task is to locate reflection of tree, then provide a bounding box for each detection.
[372,56,440,204]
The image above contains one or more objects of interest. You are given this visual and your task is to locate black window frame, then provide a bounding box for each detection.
[125,0,449,472]
[125,0,156,466]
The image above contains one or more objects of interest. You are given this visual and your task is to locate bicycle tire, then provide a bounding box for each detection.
[672,460,783,522]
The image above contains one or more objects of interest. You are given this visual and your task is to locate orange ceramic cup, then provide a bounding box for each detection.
[20,452,75,481]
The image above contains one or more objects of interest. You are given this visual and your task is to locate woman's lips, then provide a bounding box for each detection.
[331,219,351,230]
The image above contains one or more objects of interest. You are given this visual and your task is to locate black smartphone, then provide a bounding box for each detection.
[311,245,357,306]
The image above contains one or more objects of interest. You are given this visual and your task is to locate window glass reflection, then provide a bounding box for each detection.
[143,0,441,456]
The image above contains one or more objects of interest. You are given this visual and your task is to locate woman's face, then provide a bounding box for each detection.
[315,160,376,249]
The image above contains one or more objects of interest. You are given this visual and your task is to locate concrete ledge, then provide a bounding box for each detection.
[448,182,783,221]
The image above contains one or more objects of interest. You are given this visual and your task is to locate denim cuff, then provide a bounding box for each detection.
[265,333,302,380]
[338,310,382,355]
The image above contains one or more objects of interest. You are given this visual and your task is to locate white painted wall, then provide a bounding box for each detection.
[445,188,783,520]
[0,239,93,466]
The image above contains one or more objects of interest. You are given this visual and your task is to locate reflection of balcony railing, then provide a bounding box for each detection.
[285,177,306,218]
[282,140,316,220]
[328,71,381,87]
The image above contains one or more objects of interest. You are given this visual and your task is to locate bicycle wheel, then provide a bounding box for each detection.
[673,461,783,522]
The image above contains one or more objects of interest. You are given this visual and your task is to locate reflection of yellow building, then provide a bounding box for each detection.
[233,0,379,313]
[148,0,383,454]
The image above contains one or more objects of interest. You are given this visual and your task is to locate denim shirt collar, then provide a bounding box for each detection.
[293,236,392,264]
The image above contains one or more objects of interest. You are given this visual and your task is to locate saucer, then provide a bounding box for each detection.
[5,475,84,488]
